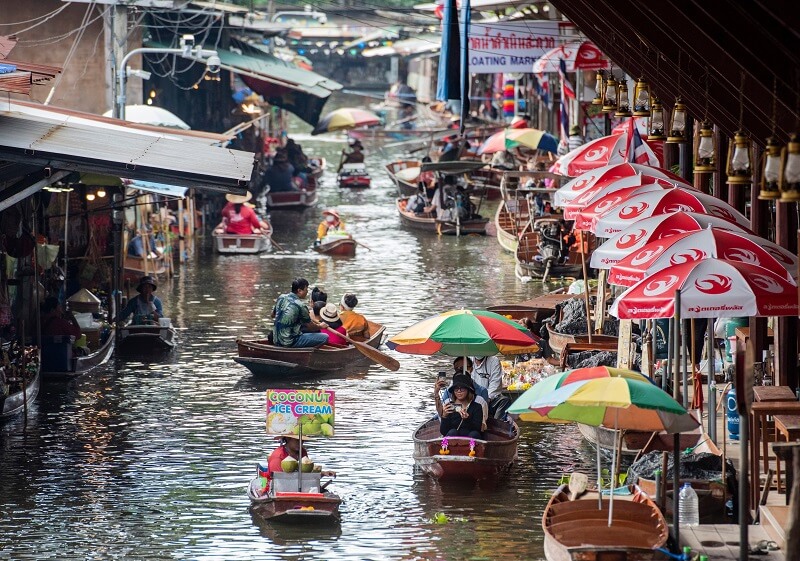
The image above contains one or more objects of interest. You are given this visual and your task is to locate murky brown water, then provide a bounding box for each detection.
[0,97,598,560]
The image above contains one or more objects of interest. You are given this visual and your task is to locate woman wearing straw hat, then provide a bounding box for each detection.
[216,191,268,235]
[118,275,163,325]
[315,209,346,244]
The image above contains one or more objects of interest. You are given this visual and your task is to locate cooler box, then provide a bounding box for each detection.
[271,472,321,493]
[41,335,75,371]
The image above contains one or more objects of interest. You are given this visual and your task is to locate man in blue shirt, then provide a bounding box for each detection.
[118,276,163,325]
[271,278,329,348]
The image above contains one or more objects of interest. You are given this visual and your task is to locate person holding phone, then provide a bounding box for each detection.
[439,374,483,439]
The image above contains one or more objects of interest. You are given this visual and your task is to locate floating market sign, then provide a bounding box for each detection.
[266,389,335,437]
[468,21,561,74]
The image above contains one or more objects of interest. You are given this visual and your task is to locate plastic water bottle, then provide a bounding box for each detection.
[679,482,699,527]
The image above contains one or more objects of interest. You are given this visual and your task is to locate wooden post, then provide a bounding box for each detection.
[178,198,185,263]
[594,269,607,334]
[579,230,592,344]
[616,320,632,369]
[787,447,800,561]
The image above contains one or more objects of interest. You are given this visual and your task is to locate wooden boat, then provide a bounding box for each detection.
[486,291,572,322]
[545,324,619,366]
[1,369,40,419]
[117,323,177,355]
[248,477,341,525]
[396,198,488,236]
[412,417,519,480]
[40,329,116,379]
[266,177,318,209]
[313,236,356,257]
[235,321,385,376]
[213,230,272,254]
[495,198,532,253]
[637,478,727,523]
[124,255,166,282]
[337,163,371,188]
[467,167,502,201]
[385,159,422,196]
[515,219,594,282]
[542,484,668,561]
[577,424,717,458]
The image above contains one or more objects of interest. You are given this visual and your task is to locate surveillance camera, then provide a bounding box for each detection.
[206,54,221,74]
[181,34,195,48]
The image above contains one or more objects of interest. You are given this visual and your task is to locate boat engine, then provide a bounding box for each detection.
[535,220,563,283]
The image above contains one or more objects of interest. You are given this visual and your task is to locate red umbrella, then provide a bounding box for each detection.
[553,162,683,207]
[608,228,799,287]
[551,132,660,177]
[589,211,754,269]
[532,41,609,73]
[609,259,799,320]
[592,187,750,237]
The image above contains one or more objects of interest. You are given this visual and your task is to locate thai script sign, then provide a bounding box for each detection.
[266,389,335,437]
[468,21,561,74]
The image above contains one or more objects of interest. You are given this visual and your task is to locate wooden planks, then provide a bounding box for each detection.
[679,524,785,561]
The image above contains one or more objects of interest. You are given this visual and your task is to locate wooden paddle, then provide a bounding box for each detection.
[352,239,372,251]
[269,237,286,252]
[568,472,588,500]
[341,333,399,371]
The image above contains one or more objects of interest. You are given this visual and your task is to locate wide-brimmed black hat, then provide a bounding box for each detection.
[448,374,475,395]
[136,275,157,292]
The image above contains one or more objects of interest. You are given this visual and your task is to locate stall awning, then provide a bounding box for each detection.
[125,179,187,198]
[362,35,441,58]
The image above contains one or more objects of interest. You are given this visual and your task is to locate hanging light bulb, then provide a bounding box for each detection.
[779,133,800,202]
[97,189,107,198]
[693,122,717,173]
[86,192,96,201]
[759,137,783,200]
[592,70,604,105]
[633,78,651,117]
[614,81,632,118]
[666,98,687,144]
[648,98,667,140]
[726,131,753,185]
[602,75,617,113]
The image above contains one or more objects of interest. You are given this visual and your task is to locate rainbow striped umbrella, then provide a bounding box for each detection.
[312,107,381,135]
[387,309,539,357]
[477,128,559,155]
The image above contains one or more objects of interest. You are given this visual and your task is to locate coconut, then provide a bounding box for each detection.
[300,457,314,473]
[280,457,298,473]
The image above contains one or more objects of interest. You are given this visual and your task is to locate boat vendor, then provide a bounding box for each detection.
[271,278,329,348]
[424,176,457,222]
[315,210,346,244]
[439,374,484,439]
[338,293,370,341]
[338,139,365,171]
[268,436,336,476]
[215,191,268,235]
[263,151,297,193]
[40,296,89,355]
[118,275,163,326]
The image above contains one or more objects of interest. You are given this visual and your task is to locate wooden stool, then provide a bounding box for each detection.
[774,414,800,493]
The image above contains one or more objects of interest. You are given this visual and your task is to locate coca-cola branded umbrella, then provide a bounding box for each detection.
[589,211,753,269]
[553,162,683,207]
[608,228,799,287]
[531,41,609,73]
[608,259,799,320]
[592,188,750,237]
[551,132,660,177]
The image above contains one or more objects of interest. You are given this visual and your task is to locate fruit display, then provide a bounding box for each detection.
[501,358,556,391]
[300,457,314,473]
[280,457,299,473]
[297,413,334,437]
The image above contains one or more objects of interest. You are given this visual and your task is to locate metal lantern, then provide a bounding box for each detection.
[726,131,753,185]
[633,78,651,117]
[592,70,604,105]
[666,98,687,144]
[648,98,667,140]
[602,75,617,113]
[779,133,800,202]
[759,137,783,200]
[615,81,632,117]
[693,121,717,173]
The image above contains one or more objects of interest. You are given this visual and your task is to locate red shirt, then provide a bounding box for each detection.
[221,202,261,235]
[42,313,82,338]
[268,444,308,473]
[322,325,347,346]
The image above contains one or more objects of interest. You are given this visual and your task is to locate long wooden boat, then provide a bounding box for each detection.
[248,478,341,525]
[41,328,116,379]
[545,324,619,360]
[1,369,40,419]
[515,220,593,282]
[385,159,422,196]
[495,198,532,253]
[124,255,166,282]
[396,198,488,236]
[542,485,668,561]
[266,177,319,209]
[337,163,371,188]
[236,321,385,376]
[486,291,572,322]
[117,324,177,355]
[412,417,519,480]
[577,424,716,458]
[213,231,272,254]
[313,236,356,257]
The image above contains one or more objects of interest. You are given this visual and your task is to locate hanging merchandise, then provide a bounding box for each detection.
[503,79,516,117]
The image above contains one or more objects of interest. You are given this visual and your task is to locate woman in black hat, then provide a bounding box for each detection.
[118,275,164,325]
[439,374,484,439]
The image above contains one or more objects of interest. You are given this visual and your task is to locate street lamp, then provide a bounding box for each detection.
[114,35,220,120]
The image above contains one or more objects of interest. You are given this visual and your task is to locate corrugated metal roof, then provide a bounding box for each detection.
[0,110,255,192]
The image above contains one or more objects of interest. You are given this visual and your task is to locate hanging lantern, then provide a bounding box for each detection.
[779,133,800,202]
[601,75,617,113]
[759,137,783,200]
[726,131,753,185]
[666,98,687,144]
[693,121,717,173]
[633,78,651,117]
[615,81,632,118]
[648,98,667,140]
[592,70,604,105]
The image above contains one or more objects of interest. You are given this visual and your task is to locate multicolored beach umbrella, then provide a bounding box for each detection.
[312,107,381,135]
[387,309,539,356]
[477,128,559,155]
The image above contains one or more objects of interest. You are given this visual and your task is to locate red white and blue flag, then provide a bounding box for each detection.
[535,72,552,110]
[626,117,650,164]
[558,59,572,142]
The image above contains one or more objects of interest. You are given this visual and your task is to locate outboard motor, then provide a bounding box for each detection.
[535,220,563,283]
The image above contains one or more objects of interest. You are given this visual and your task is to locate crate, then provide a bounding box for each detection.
[271,471,321,493]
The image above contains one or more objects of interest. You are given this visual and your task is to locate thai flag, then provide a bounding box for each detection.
[558,58,575,100]
[535,72,551,110]
[627,117,650,164]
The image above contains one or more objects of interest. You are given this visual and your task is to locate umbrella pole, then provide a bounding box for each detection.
[579,230,593,344]
[673,292,682,403]
[707,320,716,444]
[608,409,619,526]
[597,441,602,510]
[673,432,681,549]
[665,317,674,392]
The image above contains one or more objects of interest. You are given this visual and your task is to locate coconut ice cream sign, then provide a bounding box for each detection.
[266,389,335,437]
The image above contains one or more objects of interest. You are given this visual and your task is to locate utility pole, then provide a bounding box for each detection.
[111,2,128,118]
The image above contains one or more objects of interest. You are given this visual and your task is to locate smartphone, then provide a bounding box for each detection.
[437,371,447,381]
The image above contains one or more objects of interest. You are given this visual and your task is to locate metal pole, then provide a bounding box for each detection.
[708,319,717,443]
[739,411,749,561]
[673,292,681,402]
[665,317,673,392]
[63,191,69,299]
[672,432,680,550]
[682,318,689,409]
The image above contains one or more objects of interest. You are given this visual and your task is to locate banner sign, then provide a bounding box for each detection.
[266,389,335,437]
[468,21,561,74]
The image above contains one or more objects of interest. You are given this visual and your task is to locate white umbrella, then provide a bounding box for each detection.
[103,105,191,130]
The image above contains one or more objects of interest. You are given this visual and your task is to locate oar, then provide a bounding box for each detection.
[270,237,286,252]
[352,239,372,251]
[341,333,399,371]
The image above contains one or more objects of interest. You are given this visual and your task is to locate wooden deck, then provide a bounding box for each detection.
[679,524,785,561]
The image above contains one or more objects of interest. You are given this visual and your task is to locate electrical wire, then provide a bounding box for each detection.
[0,2,71,30]
[44,2,96,105]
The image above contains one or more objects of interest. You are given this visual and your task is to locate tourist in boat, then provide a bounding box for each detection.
[405,184,428,214]
[439,374,484,439]
[268,435,309,473]
[338,139,365,171]
[435,357,489,429]
[118,275,163,325]
[285,138,310,176]
[311,287,327,305]
[438,135,462,162]
[319,303,348,347]
[315,210,346,244]
[40,296,89,355]
[263,151,297,193]
[470,356,510,419]
[310,301,326,324]
[272,278,329,348]
[338,293,370,340]
[424,177,457,222]
[216,191,268,235]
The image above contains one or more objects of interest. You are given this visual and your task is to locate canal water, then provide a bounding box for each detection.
[0,97,598,560]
